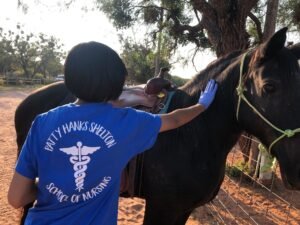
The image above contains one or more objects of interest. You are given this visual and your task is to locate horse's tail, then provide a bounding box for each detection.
[20,203,33,225]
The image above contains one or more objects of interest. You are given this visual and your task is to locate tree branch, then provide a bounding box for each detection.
[248,12,263,42]
[238,0,260,14]
[168,12,204,47]
[191,0,215,15]
[191,47,201,72]
[193,7,201,24]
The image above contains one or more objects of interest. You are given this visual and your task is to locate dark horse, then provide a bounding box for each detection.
[15,28,300,225]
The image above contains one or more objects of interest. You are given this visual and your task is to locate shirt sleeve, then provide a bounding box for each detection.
[126,109,161,155]
[15,117,39,179]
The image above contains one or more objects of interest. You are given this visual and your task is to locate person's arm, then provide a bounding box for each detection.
[8,172,37,209]
[159,79,218,132]
[8,117,40,209]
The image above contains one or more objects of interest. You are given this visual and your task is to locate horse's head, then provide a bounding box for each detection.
[237,28,300,189]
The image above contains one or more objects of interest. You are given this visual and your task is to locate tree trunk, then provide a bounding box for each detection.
[263,0,279,41]
[192,0,259,57]
[214,17,249,57]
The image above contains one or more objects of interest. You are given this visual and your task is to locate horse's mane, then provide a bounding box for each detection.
[180,50,242,96]
[159,50,244,153]
[180,43,299,98]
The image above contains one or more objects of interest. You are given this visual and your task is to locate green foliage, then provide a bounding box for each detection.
[33,73,44,79]
[170,75,188,86]
[278,0,300,30]
[96,0,197,50]
[120,38,171,84]
[96,0,136,29]
[120,37,188,85]
[14,70,24,76]
[0,28,16,74]
[247,1,266,45]
[143,6,161,24]
[226,161,251,178]
[96,0,299,56]
[226,164,243,178]
[247,22,260,46]
[0,25,65,78]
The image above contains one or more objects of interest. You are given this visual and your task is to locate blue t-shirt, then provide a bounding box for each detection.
[16,102,161,225]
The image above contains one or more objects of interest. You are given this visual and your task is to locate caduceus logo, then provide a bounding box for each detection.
[60,141,101,192]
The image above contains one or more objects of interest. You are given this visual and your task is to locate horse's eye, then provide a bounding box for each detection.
[263,83,276,93]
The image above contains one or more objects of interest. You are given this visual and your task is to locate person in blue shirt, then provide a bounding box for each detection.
[8,41,218,225]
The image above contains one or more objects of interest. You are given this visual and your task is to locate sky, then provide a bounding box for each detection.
[0,0,216,79]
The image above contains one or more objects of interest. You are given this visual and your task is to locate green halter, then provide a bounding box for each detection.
[236,51,300,154]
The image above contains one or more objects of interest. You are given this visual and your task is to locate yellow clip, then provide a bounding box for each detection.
[157,92,165,98]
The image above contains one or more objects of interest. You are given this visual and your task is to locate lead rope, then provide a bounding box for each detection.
[236,52,300,155]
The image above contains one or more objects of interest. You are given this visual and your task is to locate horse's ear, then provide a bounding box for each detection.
[260,27,288,58]
[289,43,300,59]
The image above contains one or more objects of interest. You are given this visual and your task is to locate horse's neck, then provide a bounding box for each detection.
[183,61,242,156]
[217,64,245,147]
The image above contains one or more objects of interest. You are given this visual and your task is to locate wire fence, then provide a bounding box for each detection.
[195,135,300,225]
[0,76,44,85]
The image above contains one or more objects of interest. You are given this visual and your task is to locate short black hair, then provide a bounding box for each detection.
[64,41,127,102]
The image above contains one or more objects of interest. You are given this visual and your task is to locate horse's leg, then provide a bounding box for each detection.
[143,200,180,225]
[20,203,33,225]
[174,210,193,225]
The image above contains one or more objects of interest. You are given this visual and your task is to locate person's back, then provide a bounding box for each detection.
[21,102,160,224]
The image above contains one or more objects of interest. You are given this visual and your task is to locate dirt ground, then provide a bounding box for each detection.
[0,86,300,225]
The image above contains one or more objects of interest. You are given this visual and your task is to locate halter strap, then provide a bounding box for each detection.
[236,52,300,154]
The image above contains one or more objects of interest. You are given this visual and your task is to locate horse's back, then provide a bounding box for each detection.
[14,82,74,151]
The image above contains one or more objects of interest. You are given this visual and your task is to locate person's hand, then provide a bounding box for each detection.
[198,79,218,109]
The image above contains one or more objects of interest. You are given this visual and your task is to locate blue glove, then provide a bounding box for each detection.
[198,79,218,109]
